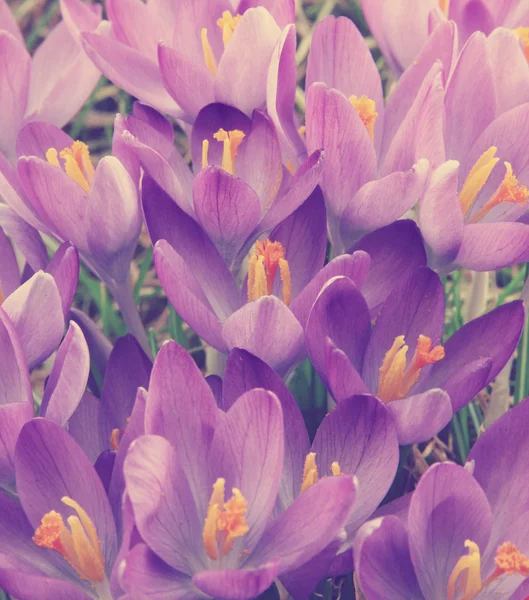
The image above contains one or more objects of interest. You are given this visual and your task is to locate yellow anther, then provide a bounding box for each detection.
[110,428,120,451]
[459,147,499,216]
[377,334,445,403]
[201,28,217,76]
[212,128,246,175]
[301,452,319,493]
[331,462,341,476]
[217,11,242,47]
[33,497,105,583]
[438,0,450,16]
[447,541,482,600]
[349,95,378,140]
[298,125,306,136]
[247,239,291,305]
[46,141,94,193]
[202,478,249,561]
[202,139,210,169]
[514,27,529,62]
[286,159,296,175]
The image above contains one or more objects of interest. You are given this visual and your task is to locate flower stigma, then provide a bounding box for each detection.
[46,141,95,193]
[202,478,249,560]
[349,95,378,140]
[447,540,529,600]
[33,497,105,584]
[300,452,342,493]
[459,146,529,222]
[247,239,291,305]
[377,334,445,403]
[201,11,242,75]
[201,128,246,175]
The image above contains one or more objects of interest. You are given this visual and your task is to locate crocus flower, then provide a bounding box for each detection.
[304,16,430,251]
[306,266,525,444]
[361,0,529,75]
[80,0,294,121]
[354,396,529,600]
[124,101,324,273]
[222,348,399,589]
[0,418,123,600]
[0,120,149,353]
[0,0,101,162]
[121,340,356,599]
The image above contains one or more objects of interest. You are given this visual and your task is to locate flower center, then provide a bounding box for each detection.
[201,10,242,75]
[33,497,105,584]
[46,141,95,193]
[202,478,249,560]
[459,146,529,223]
[201,127,246,175]
[300,452,342,494]
[247,239,291,305]
[349,95,378,140]
[377,334,445,403]
[514,27,529,62]
[447,540,529,600]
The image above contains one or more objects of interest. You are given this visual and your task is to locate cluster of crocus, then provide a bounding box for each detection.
[1,0,529,598]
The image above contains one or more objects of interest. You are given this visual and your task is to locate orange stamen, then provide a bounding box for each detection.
[438,0,450,16]
[46,141,94,193]
[217,11,242,47]
[349,95,378,140]
[514,27,529,62]
[247,239,291,305]
[300,452,319,493]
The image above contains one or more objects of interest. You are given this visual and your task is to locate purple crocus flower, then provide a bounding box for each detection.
[354,396,529,600]
[306,266,524,444]
[0,418,124,600]
[121,340,356,599]
[304,16,431,251]
[0,120,149,353]
[80,0,294,121]
[221,348,399,590]
[0,0,101,162]
[362,0,529,75]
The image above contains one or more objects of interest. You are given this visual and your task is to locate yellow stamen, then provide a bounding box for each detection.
[110,428,120,451]
[438,0,450,16]
[447,541,482,600]
[46,141,94,193]
[33,497,105,583]
[286,159,296,175]
[202,478,249,561]
[331,462,341,476]
[217,11,242,47]
[202,139,210,169]
[212,128,246,175]
[201,28,217,76]
[349,95,378,140]
[377,334,445,403]
[459,147,499,216]
[469,162,529,223]
[298,125,306,136]
[301,452,319,493]
[514,27,529,62]
[484,542,529,584]
[247,239,291,305]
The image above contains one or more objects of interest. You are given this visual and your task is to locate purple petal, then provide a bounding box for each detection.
[387,388,453,445]
[323,339,371,401]
[209,389,284,555]
[124,434,204,574]
[158,42,214,121]
[339,160,429,247]
[269,187,327,300]
[0,32,29,161]
[418,160,464,270]
[425,301,524,410]
[40,322,89,426]
[290,252,371,331]
[0,227,20,297]
[68,309,112,384]
[143,175,240,319]
[144,340,218,517]
[193,167,261,266]
[0,202,48,271]
[2,271,64,369]
[362,267,445,391]
[66,391,105,464]
[15,419,118,570]
[82,30,181,117]
[312,395,399,537]
[16,121,74,161]
[193,562,280,599]
[408,462,492,599]
[354,516,423,600]
[222,296,304,375]
[223,349,310,511]
[45,242,79,317]
[59,0,102,36]
[105,0,159,60]
[349,220,427,317]
[239,0,295,28]
[306,276,372,385]
[215,8,281,115]
[0,0,24,43]
[247,475,356,574]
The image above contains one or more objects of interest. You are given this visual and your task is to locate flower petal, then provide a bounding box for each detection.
[193,562,280,600]
[45,242,79,317]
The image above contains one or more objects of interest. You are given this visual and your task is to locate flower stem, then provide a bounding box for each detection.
[465,271,490,322]
[206,346,227,376]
